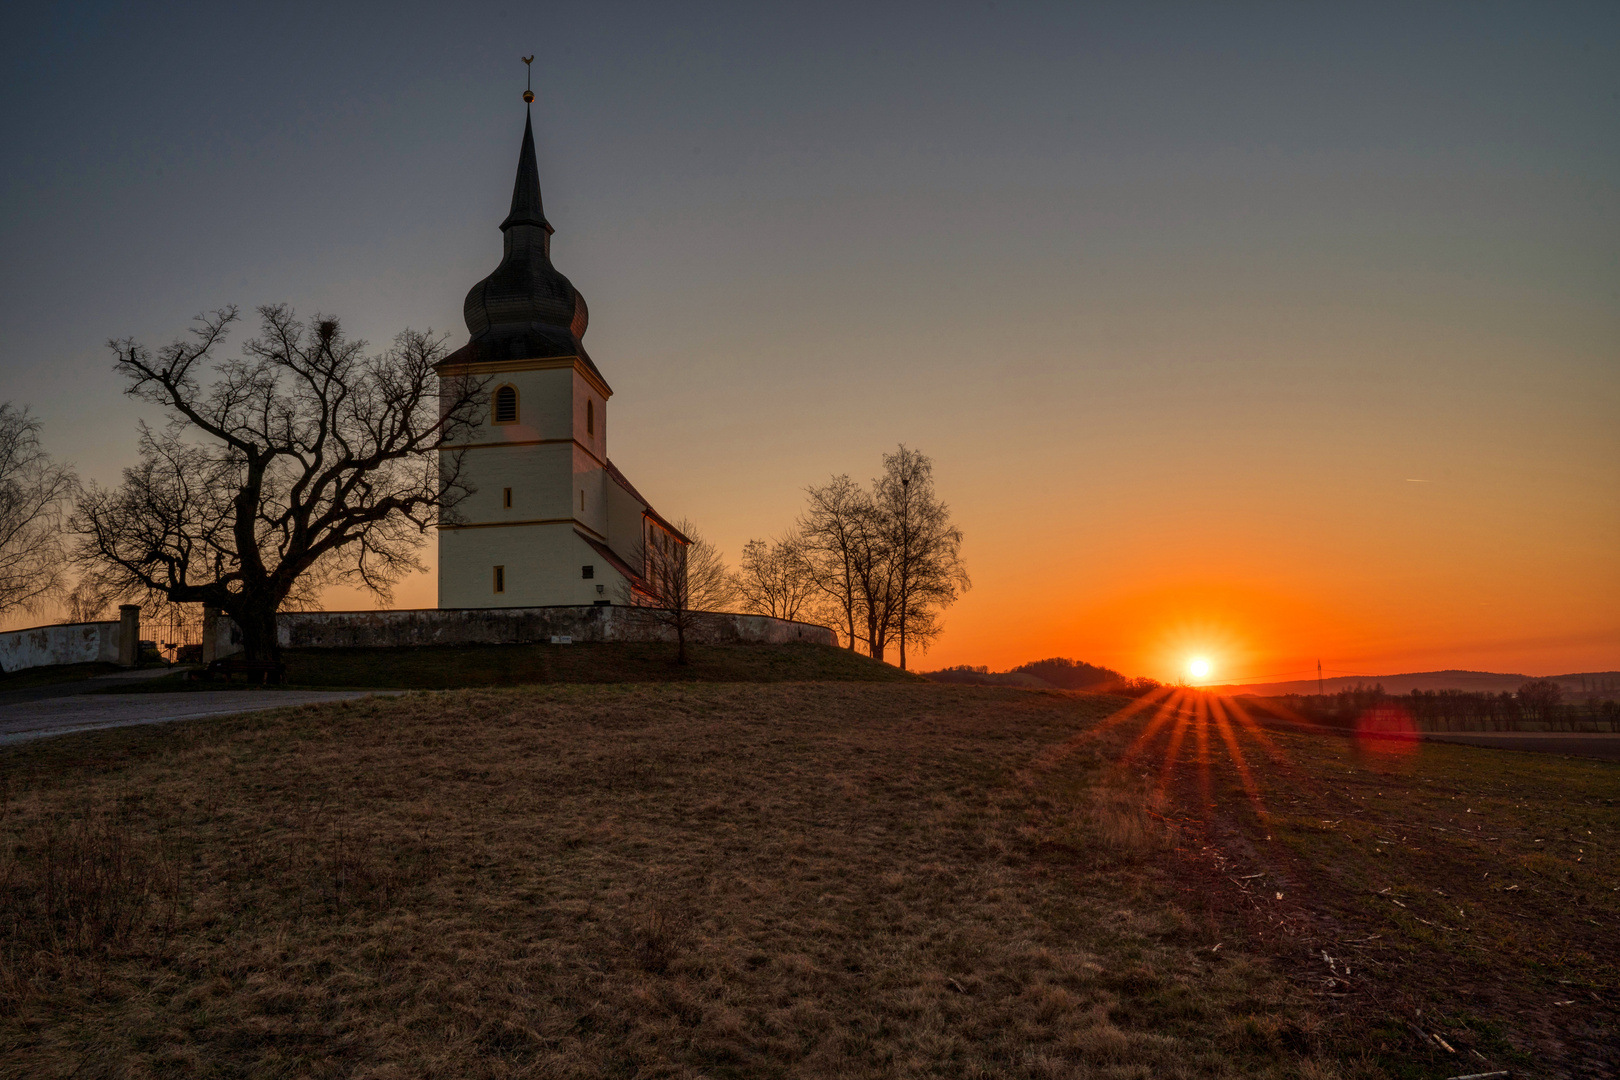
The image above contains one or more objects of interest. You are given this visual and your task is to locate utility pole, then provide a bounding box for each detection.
[1318,659,1324,697]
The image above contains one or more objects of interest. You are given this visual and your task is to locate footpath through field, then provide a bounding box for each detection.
[0,684,401,744]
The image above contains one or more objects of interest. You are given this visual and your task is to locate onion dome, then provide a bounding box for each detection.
[445,108,603,380]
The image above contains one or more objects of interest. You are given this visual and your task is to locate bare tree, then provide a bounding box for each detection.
[63,579,116,624]
[619,517,734,665]
[71,305,485,663]
[798,475,870,652]
[0,403,76,622]
[733,529,823,622]
[797,451,968,665]
[1517,678,1563,728]
[798,471,900,661]
[876,445,969,670]
[846,498,898,661]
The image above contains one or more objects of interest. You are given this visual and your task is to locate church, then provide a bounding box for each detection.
[435,101,687,609]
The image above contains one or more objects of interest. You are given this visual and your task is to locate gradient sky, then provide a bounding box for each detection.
[4,2,1617,681]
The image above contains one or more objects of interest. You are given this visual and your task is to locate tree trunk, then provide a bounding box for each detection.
[234,601,281,663]
[867,611,885,662]
[674,610,689,665]
[898,597,907,671]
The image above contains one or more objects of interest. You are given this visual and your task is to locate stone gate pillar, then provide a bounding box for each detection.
[117,604,141,667]
[201,605,220,664]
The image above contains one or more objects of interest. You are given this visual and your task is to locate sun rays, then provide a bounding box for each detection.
[1051,683,1349,830]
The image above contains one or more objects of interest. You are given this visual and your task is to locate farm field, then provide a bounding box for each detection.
[1120,691,1618,1077]
[0,681,1614,1078]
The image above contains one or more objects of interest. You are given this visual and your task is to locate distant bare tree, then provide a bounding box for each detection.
[0,403,76,621]
[71,305,485,663]
[1517,678,1563,728]
[620,518,734,665]
[876,445,968,670]
[733,529,822,623]
[62,580,116,624]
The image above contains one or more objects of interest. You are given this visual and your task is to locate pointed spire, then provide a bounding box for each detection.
[450,102,603,384]
[500,110,553,234]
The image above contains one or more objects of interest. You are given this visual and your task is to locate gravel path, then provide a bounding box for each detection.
[0,689,402,745]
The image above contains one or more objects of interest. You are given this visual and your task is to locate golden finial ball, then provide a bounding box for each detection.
[523,90,535,103]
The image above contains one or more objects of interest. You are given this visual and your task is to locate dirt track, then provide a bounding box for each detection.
[0,688,400,744]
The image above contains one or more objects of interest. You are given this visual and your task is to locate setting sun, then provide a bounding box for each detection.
[1186,657,1213,681]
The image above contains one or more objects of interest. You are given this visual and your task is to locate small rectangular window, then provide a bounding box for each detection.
[502,487,512,509]
[579,490,585,511]
[587,399,594,435]
[493,565,505,594]
[582,565,594,579]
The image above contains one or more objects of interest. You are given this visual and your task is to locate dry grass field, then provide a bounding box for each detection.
[0,678,1614,1078]
[1116,693,1619,1078]
[3,682,1325,1079]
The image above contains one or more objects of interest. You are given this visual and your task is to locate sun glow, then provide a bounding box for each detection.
[1186,656,1213,682]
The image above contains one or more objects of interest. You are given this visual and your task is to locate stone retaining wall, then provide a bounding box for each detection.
[208,605,835,655]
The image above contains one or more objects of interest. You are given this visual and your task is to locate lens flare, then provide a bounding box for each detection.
[1187,657,1213,681]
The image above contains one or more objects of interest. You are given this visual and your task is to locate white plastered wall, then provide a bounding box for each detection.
[438,359,624,608]
[605,475,648,568]
[438,522,629,608]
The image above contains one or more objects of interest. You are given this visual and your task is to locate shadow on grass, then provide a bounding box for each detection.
[281,641,917,690]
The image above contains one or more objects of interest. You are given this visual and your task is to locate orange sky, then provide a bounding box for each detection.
[336,287,1618,683]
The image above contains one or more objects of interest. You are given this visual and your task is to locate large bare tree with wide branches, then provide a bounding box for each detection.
[72,304,485,662]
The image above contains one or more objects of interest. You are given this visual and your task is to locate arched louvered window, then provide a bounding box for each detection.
[492,385,519,424]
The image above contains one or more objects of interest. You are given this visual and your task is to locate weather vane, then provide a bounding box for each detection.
[522,55,535,103]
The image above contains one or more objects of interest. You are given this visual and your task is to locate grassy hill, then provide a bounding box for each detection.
[1,681,1612,1076]
[3,643,912,696]
[281,640,915,689]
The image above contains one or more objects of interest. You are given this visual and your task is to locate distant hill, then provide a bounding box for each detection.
[923,666,1053,689]
[924,660,1620,702]
[1010,657,1125,690]
[1212,669,1620,699]
[923,658,1159,696]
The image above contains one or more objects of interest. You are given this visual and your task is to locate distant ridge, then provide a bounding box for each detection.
[1210,669,1620,699]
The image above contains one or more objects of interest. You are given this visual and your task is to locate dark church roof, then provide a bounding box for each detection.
[441,109,607,388]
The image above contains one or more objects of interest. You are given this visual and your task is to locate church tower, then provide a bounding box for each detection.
[436,100,685,609]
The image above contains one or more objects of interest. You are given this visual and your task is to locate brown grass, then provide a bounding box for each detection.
[1110,692,1620,1079]
[0,683,1340,1079]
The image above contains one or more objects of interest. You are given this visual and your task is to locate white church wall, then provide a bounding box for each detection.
[605,474,648,565]
[462,365,579,448]
[571,368,606,464]
[453,442,578,524]
[571,449,609,540]
[438,522,627,608]
[438,359,628,610]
